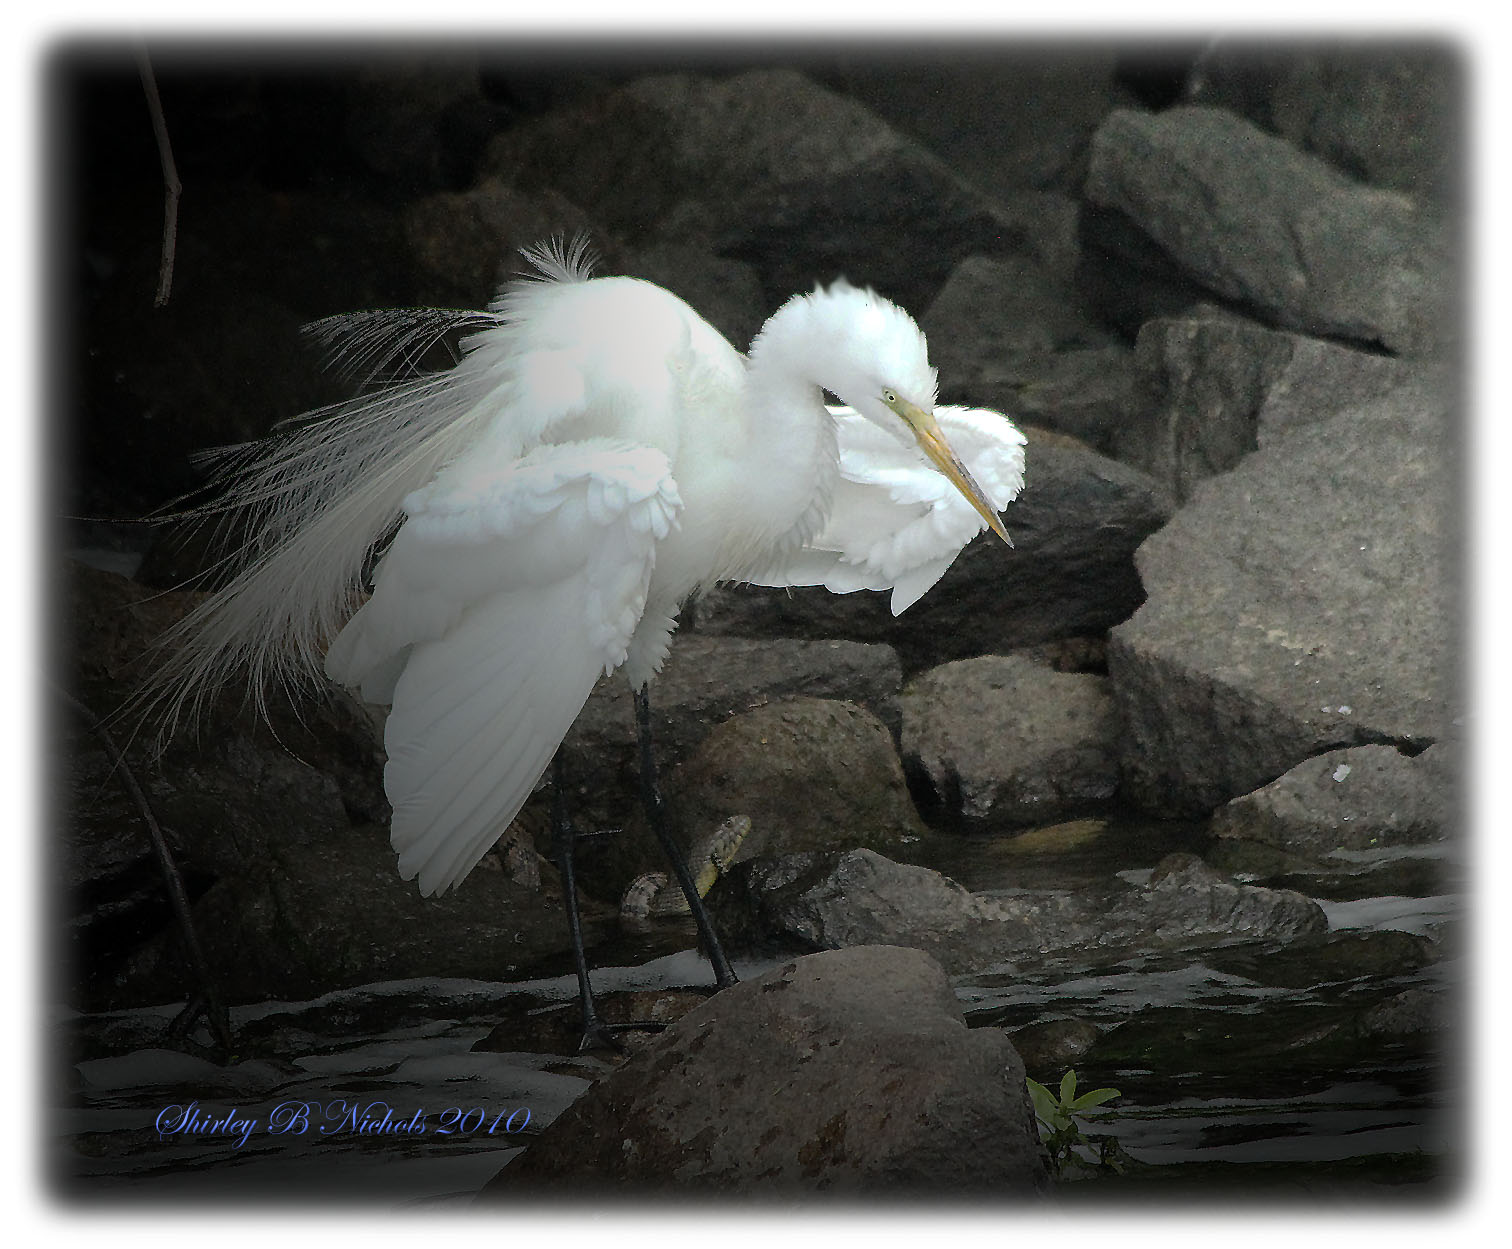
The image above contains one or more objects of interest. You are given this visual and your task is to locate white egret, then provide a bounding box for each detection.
[143,238,1026,1043]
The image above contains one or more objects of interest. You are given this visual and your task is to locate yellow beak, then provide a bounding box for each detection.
[885,395,1014,548]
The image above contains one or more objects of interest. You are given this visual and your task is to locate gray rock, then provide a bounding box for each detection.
[1356,987,1448,1037]
[719,848,1326,974]
[570,694,925,908]
[668,697,926,861]
[1212,742,1455,855]
[562,635,904,838]
[829,48,1128,196]
[1086,105,1453,355]
[900,654,1120,827]
[1188,42,1461,200]
[483,946,1049,1196]
[1109,375,1455,816]
[1118,309,1415,502]
[698,429,1171,670]
[482,67,1058,313]
[1009,1018,1103,1073]
[922,254,1135,453]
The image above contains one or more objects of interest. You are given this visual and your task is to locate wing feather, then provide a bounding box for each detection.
[747,405,1025,614]
[325,438,682,895]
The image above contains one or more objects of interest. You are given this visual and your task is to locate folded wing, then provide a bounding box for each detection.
[749,405,1025,615]
[325,439,681,895]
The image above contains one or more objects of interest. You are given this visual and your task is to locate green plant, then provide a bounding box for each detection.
[1026,1069,1122,1178]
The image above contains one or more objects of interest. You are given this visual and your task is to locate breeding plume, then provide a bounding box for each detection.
[145,239,1025,1029]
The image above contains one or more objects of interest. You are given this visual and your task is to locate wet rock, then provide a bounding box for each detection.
[697,429,1171,669]
[1109,374,1455,817]
[718,848,1326,974]
[1207,928,1434,990]
[1189,42,1461,200]
[921,254,1135,453]
[900,654,1120,827]
[1356,987,1448,1037]
[1008,1018,1103,1074]
[1137,853,1328,947]
[1086,105,1453,355]
[482,67,1044,313]
[1117,309,1415,503]
[1212,742,1456,856]
[483,946,1049,1196]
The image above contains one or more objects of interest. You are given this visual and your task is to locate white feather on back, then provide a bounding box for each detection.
[747,405,1026,615]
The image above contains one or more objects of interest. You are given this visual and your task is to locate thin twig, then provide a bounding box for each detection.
[58,684,233,1055]
[135,45,181,309]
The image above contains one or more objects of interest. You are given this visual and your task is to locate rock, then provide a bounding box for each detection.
[1118,309,1414,502]
[482,946,1049,1195]
[697,428,1171,669]
[571,695,925,907]
[1189,42,1461,200]
[921,254,1136,453]
[673,699,924,858]
[1009,1018,1103,1073]
[1136,853,1328,947]
[1207,928,1434,990]
[1212,742,1455,855]
[561,635,904,839]
[1085,105,1453,355]
[717,848,1326,974]
[827,48,1127,196]
[482,67,1053,313]
[1356,987,1448,1037]
[900,654,1120,827]
[1109,375,1455,816]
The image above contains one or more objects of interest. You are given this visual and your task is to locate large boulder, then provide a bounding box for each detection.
[483,946,1048,1195]
[1086,105,1453,356]
[1109,374,1455,816]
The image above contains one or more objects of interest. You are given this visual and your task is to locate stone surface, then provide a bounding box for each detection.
[1118,308,1414,503]
[900,654,1120,828]
[1212,741,1455,855]
[1086,105,1453,355]
[717,848,1326,974]
[483,67,1049,314]
[921,254,1135,453]
[1189,42,1461,200]
[1109,374,1455,817]
[483,946,1049,1196]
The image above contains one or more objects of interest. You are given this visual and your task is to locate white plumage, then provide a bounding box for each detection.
[146,239,1026,898]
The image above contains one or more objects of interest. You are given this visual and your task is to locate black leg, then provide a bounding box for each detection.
[634,686,738,989]
[548,752,623,1053]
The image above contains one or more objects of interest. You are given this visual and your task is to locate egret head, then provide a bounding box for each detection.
[767,280,1013,547]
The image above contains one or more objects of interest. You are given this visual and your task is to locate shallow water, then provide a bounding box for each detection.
[54,815,1460,1203]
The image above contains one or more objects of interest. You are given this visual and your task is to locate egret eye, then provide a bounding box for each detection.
[882,388,899,405]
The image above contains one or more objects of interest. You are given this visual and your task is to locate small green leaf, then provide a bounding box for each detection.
[1069,1087,1120,1112]
[1059,1069,1078,1103]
